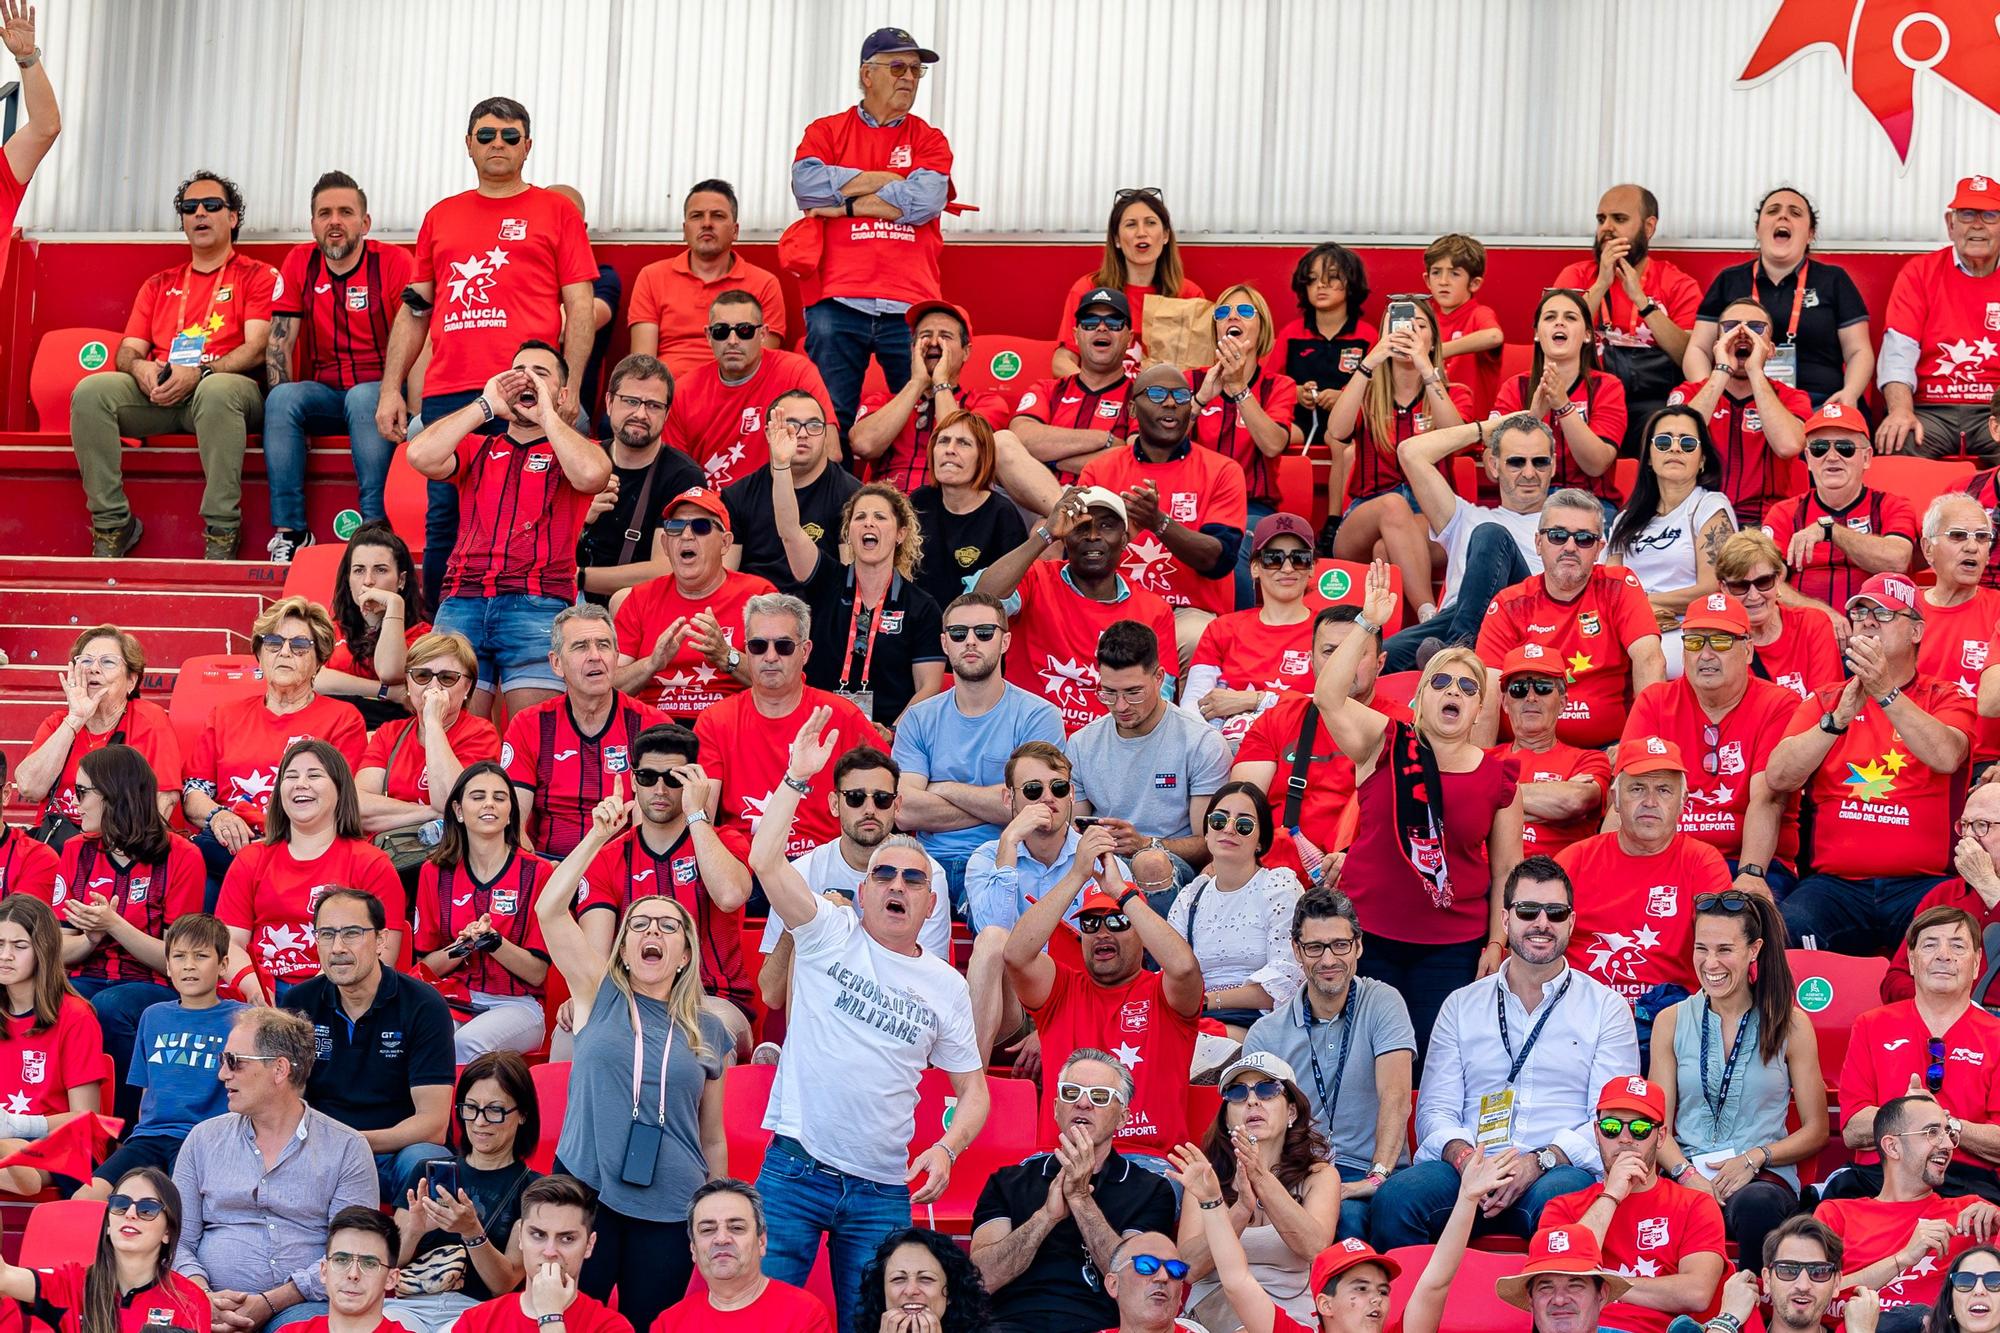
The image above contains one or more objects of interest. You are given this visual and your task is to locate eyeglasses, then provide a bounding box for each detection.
[1770,1260,1839,1283]
[1951,1271,2000,1292]
[1506,678,1559,699]
[945,623,1001,642]
[1121,1255,1191,1281]
[1511,900,1574,922]
[746,638,799,656]
[105,1194,166,1220]
[612,392,668,415]
[631,768,682,789]
[407,668,466,688]
[1257,548,1315,570]
[1502,455,1556,471]
[1891,1121,1956,1144]
[1140,385,1195,406]
[1929,1036,1947,1093]
[1221,1079,1287,1103]
[1953,208,2000,224]
[1722,573,1781,596]
[662,517,721,537]
[625,912,680,935]
[177,197,229,215]
[1718,318,1772,336]
[707,322,763,343]
[1806,438,1860,458]
[1097,684,1157,704]
[867,865,930,886]
[1848,606,1913,625]
[1077,315,1129,332]
[1960,819,2000,839]
[328,1253,387,1273]
[1206,811,1258,836]
[1428,672,1481,695]
[1942,528,1997,545]
[258,634,317,656]
[314,925,375,946]
[841,789,896,811]
[1650,433,1701,454]
[1298,938,1357,958]
[1596,1116,1657,1140]
[1077,913,1133,934]
[1682,632,1741,653]
[72,655,125,672]
[473,126,524,145]
[1055,1082,1125,1107]
[71,780,98,799]
[867,58,928,78]
[457,1101,519,1124]
[1017,779,1070,801]
[220,1051,281,1072]
[1214,304,1258,322]
[777,418,828,438]
[1539,526,1602,548]
[1695,891,1757,914]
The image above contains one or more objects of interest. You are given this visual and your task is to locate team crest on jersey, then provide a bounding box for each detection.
[1339,348,1363,372]
[1017,392,1038,410]
[888,145,912,169]
[879,611,904,634]
[215,286,233,302]
[500,742,515,767]
[673,857,699,886]
[1636,1217,1671,1250]
[1968,641,1991,671]
[1744,409,1762,432]
[1578,611,1601,637]
[524,453,551,473]
[1169,492,1198,523]
[1847,517,1872,533]
[604,746,630,774]
[21,1051,46,1084]
[953,545,979,568]
[1989,303,2000,333]
[128,876,151,903]
[803,522,826,543]
[1801,288,1820,309]
[346,286,370,311]
[1282,649,1312,675]
[740,408,762,434]
[1645,884,1678,917]
[500,218,528,241]
[1118,999,1151,1034]
[492,889,518,917]
[1096,399,1121,419]
[1717,741,1745,775]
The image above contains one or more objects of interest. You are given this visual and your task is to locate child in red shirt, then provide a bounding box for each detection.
[1425,234,1505,415]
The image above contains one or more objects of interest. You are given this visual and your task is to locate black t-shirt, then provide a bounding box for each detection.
[280,968,457,1132]
[723,462,861,592]
[797,554,944,725]
[1695,258,1869,406]
[412,1156,542,1300]
[575,446,708,603]
[580,264,624,425]
[972,1151,1178,1331]
[908,486,1029,612]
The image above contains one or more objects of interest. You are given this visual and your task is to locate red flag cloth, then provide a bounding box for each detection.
[0,1112,124,1180]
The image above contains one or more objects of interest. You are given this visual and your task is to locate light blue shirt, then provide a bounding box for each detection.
[791,104,951,316]
[892,683,1066,864]
[964,826,1131,933]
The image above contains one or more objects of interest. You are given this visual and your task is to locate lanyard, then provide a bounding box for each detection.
[840,593,886,693]
[1750,257,1809,344]
[1497,975,1572,1084]
[1301,983,1359,1121]
[628,993,670,1127]
[173,260,226,339]
[1699,998,1754,1121]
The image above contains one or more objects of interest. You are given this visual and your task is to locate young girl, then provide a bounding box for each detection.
[0,1167,209,1331]
[0,894,104,1197]
[1487,288,1627,505]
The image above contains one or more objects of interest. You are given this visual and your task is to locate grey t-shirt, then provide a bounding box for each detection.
[1242,979,1417,1173]
[1066,706,1232,839]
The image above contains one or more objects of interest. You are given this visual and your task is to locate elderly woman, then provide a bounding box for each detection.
[908,410,1027,611]
[1050,187,1204,377]
[314,522,432,727]
[1713,529,1841,699]
[1168,781,1305,1037]
[356,631,501,834]
[1607,405,1739,673]
[182,596,367,887]
[17,625,182,838]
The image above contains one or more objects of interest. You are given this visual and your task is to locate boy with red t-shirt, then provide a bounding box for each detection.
[1426,234,1505,414]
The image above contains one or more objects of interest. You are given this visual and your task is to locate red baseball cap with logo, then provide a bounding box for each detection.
[664,487,730,529]
[1308,1238,1402,1296]
[906,299,974,341]
[1802,400,1868,438]
[1846,572,1919,615]
[1681,591,1749,636]
[1596,1074,1666,1120]
[1615,737,1685,777]
[1499,643,1565,682]
[1950,174,2000,211]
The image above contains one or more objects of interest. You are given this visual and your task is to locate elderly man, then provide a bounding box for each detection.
[1772,574,1975,956]
[610,487,775,718]
[1006,287,1140,484]
[1539,1076,1729,1333]
[1918,491,2000,716]
[749,707,988,1333]
[1764,401,1919,611]
[850,299,1009,491]
[172,1007,377,1332]
[1666,296,1811,525]
[723,388,860,591]
[792,27,955,435]
[575,354,705,605]
[1475,488,1666,749]
[1495,645,1610,858]
[970,1048,1177,1333]
[1878,175,2000,460]
[975,486,1180,732]
[661,290,836,490]
[501,604,669,858]
[1624,593,1804,889]
[628,179,786,380]
[1883,785,2000,1001]
[654,1179,830,1332]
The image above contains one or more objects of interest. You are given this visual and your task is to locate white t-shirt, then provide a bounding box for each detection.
[757,840,952,960]
[1613,487,1737,677]
[1433,500,1544,609]
[762,896,980,1183]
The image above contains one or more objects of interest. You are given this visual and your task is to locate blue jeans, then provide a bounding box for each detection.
[757,1135,911,1333]
[1369,1157,1596,1250]
[1234,500,1275,611]
[72,977,174,1120]
[1337,1162,1374,1241]
[375,1140,452,1207]
[419,388,494,610]
[804,300,912,436]
[434,593,567,694]
[264,379,390,530]
[932,852,972,921]
[1781,872,1948,956]
[1384,520,1532,671]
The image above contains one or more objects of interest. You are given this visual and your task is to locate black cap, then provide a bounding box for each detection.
[1074,286,1132,321]
[860,28,939,63]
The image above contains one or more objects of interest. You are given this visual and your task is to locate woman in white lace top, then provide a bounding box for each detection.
[1167,780,1306,1037]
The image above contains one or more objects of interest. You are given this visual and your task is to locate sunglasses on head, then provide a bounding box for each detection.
[1141,385,1194,405]
[1055,1081,1124,1107]
[177,197,229,215]
[1077,315,1128,332]
[1123,1255,1191,1280]
[1506,678,1559,699]
[1807,438,1860,458]
[1429,672,1480,696]
[1221,1079,1287,1103]
[867,865,929,886]
[663,517,721,537]
[1017,778,1070,801]
[1115,187,1164,203]
[1511,900,1574,922]
[1597,1115,1657,1140]
[106,1194,165,1220]
[707,321,763,343]
[1694,890,1757,914]
[746,637,798,656]
[1952,1271,2000,1292]
[1721,572,1780,595]
[473,126,524,145]
[1502,455,1556,471]
[840,789,896,811]
[258,634,316,656]
[1077,912,1132,934]
[407,667,465,688]
[1682,631,1741,653]
[1540,526,1602,548]
[945,623,1001,642]
[1206,811,1257,836]
[1257,548,1315,570]
[1214,304,1258,321]
[1771,1260,1839,1283]
[1650,433,1700,454]
[631,768,683,789]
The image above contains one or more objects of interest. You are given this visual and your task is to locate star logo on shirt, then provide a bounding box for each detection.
[691,664,719,685]
[1932,340,1993,385]
[445,254,500,309]
[704,442,746,483]
[1619,1258,1663,1279]
[1112,1042,1144,1069]
[1843,755,1898,802]
[2,1093,29,1115]
[1882,748,1909,774]
[1566,651,1593,676]
[1960,676,1979,699]
[1120,534,1178,595]
[740,793,771,833]
[483,246,511,271]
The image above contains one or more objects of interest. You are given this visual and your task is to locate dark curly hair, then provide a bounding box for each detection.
[1202,1073,1332,1207]
[173,170,247,241]
[853,1227,992,1333]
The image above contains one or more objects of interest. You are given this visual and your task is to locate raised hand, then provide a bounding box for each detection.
[0,1,37,60]
[589,773,632,841]
[1165,1142,1221,1204]
[787,705,839,782]
[675,764,715,819]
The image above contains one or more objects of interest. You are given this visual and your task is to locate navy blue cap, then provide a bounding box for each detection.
[860,27,939,63]
[1074,286,1132,321]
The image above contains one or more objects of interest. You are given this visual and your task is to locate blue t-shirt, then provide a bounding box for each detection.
[129,999,245,1137]
[890,683,1066,863]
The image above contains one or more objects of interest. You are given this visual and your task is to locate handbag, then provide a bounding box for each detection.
[777,216,824,277]
[395,1243,468,1296]
[370,724,432,872]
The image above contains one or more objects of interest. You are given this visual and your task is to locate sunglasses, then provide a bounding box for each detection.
[867,865,930,886]
[1721,573,1780,595]
[1141,385,1195,405]
[1077,315,1129,332]
[221,1051,281,1073]
[1257,548,1315,570]
[1951,1271,2000,1292]
[457,1101,518,1124]
[1694,891,1757,913]
[1221,1079,1287,1103]
[1682,632,1741,653]
[1650,433,1701,454]
[1124,1255,1192,1281]
[841,789,896,811]
[1056,1082,1124,1107]
[1806,438,1860,458]
[625,912,680,935]
[106,1194,166,1220]
[631,768,683,789]
[1298,938,1357,958]
[1596,1116,1657,1140]
[1206,811,1258,836]
[746,638,798,656]
[1942,528,1997,545]
[406,667,466,688]
[868,58,928,78]
[1077,913,1133,934]
[1214,304,1258,321]
[1930,1035,1947,1093]
[258,634,317,656]
[1771,1261,1839,1283]
[1429,672,1481,695]
[663,517,721,537]
[1506,678,1559,699]
[1539,526,1602,548]
[1018,779,1071,801]
[473,126,524,145]
[707,322,763,343]
[1115,187,1164,203]
[178,197,230,215]
[1502,455,1556,471]
[1511,900,1574,922]
[945,623,1001,642]
[1718,318,1771,336]
[71,780,99,799]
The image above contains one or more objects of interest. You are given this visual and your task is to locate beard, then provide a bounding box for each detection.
[951,654,998,683]
[1594,229,1650,267]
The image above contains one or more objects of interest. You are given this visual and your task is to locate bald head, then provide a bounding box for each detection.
[1131,364,1193,449]
[1966,780,2000,823]
[549,184,585,222]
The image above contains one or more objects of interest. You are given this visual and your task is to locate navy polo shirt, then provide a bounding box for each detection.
[281,967,457,1134]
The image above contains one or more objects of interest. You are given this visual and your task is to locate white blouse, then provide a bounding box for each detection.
[1166,866,1306,1004]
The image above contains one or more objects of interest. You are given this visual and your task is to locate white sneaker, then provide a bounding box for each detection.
[266,528,315,563]
[751,1041,782,1066]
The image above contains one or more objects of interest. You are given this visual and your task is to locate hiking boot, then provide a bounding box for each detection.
[203,526,241,561]
[90,516,143,558]
[266,528,314,563]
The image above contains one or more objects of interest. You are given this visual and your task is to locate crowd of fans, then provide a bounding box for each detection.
[14,10,2000,1333]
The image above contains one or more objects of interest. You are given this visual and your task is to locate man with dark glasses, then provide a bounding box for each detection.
[1877,175,2000,463]
[1764,401,1917,611]
[1098,1232,1200,1333]
[70,169,276,561]
[1825,907,2000,1206]
[1539,1076,1727,1333]
[574,353,705,605]
[661,289,837,489]
[1709,1215,1848,1333]
[376,96,598,608]
[1882,785,2000,1003]
[1005,287,1140,491]
[1475,488,1665,749]
[1666,295,1810,526]
[1770,573,1973,958]
[849,299,1008,492]
[722,387,861,590]
[968,1049,1175,1333]
[1496,645,1610,859]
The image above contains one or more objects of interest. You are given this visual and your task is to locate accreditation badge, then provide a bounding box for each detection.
[1476,1088,1516,1150]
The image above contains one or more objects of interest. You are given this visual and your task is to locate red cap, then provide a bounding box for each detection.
[1596,1074,1666,1120]
[1252,512,1316,552]
[1681,591,1749,635]
[1495,1228,1631,1309]
[1615,737,1685,776]
[663,487,730,529]
[1847,572,1919,614]
[1950,174,2000,211]
[1499,643,1565,682]
[1309,1238,1402,1296]
[906,299,974,341]
[1802,400,1868,437]
[1077,886,1122,916]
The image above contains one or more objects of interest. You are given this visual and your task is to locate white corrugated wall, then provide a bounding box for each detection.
[11,0,2000,244]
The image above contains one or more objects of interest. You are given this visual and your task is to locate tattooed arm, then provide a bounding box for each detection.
[266,314,297,389]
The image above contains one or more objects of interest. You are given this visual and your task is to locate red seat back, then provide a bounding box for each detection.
[722,1063,777,1182]
[382,442,429,556]
[31,328,124,434]
[166,655,265,762]
[17,1198,105,1270]
[1385,1244,1531,1333]
[1865,456,1978,516]
[961,334,1055,401]
[280,541,347,607]
[1786,948,1890,1094]
[527,1061,568,1174]
[912,1070,1039,1235]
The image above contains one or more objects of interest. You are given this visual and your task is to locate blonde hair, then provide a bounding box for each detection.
[406,630,478,678]
[1413,645,1489,745]
[607,894,708,1058]
[1213,283,1277,361]
[1714,529,1787,583]
[251,596,337,665]
[1361,300,1450,460]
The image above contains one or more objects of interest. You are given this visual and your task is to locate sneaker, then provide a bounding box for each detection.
[1413,636,1446,671]
[89,516,143,558]
[203,527,240,561]
[750,1041,782,1067]
[1315,515,1341,558]
[266,528,314,563]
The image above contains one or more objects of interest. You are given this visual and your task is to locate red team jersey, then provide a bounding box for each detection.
[1054,273,1206,362]
[1011,370,1139,483]
[1883,246,2000,406]
[854,383,1011,492]
[360,710,503,806]
[1029,965,1198,1157]
[27,1261,211,1333]
[454,1293,632,1333]
[440,430,595,603]
[1664,378,1812,525]
[1557,832,1730,1001]
[185,695,367,830]
[1762,488,1920,611]
[1756,605,1843,700]
[1488,370,1628,501]
[1551,255,1704,353]
[1437,299,1504,411]
[692,687,874,859]
[1237,695,1410,854]
[627,251,789,381]
[274,239,413,389]
[1840,1000,2000,1168]
[411,187,596,397]
[583,824,756,1011]
[1001,561,1180,732]
[414,854,551,998]
[794,108,953,306]
[650,1280,831,1333]
[661,351,837,488]
[612,570,776,716]
[1182,366,1301,503]
[0,996,104,1116]
[1502,740,1612,857]
[50,834,204,982]
[1077,443,1248,616]
[1784,678,1975,879]
[0,830,58,905]
[1188,610,1316,746]
[1815,1194,1976,1320]
[1624,677,1804,859]
[1338,380,1477,504]
[29,699,183,825]
[323,621,430,682]
[217,837,406,985]
[125,252,278,365]
[502,693,669,859]
[1919,590,2000,764]
[1541,1180,1726,1333]
[1476,566,1660,748]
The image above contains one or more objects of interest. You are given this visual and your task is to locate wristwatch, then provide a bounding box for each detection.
[686,810,710,827]
[1737,863,1768,881]
[1226,386,1251,405]
[1666,1161,1691,1182]
[724,649,741,672]
[1876,686,1902,709]
[1818,712,1849,736]
[782,774,813,796]
[1637,300,1661,319]
[1534,1147,1560,1173]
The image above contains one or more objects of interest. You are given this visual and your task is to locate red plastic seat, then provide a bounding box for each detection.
[1385,1243,1531,1333]
[961,334,1056,401]
[382,442,429,555]
[722,1063,777,1182]
[280,541,347,607]
[1865,456,1977,516]
[527,1061,568,1174]
[1304,559,1405,634]
[166,654,265,762]
[1184,1084,1221,1140]
[912,1069,1038,1235]
[30,327,125,434]
[1374,671,1420,710]
[1786,949,1890,1101]
[18,1198,105,1269]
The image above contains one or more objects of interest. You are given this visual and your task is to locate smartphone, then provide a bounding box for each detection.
[423,1157,457,1200]
[1386,297,1421,334]
[1072,816,1104,833]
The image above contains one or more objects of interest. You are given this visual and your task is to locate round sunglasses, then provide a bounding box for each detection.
[1206,811,1257,836]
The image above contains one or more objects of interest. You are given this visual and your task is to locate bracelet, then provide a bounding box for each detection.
[256,1294,277,1321]
[463,1232,489,1249]
[685,810,710,827]
[15,47,39,69]
[1035,524,1054,545]
[1550,400,1580,420]
[537,1316,565,1328]
[1198,1197,1225,1210]
[1353,363,1375,380]
[1876,686,1902,709]
[782,774,812,796]
[1226,387,1251,405]
[476,397,496,424]
[1115,886,1142,911]
[769,463,792,472]
[938,1141,959,1163]
[1706,1313,1743,1333]
[844,197,856,218]
[933,382,959,395]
